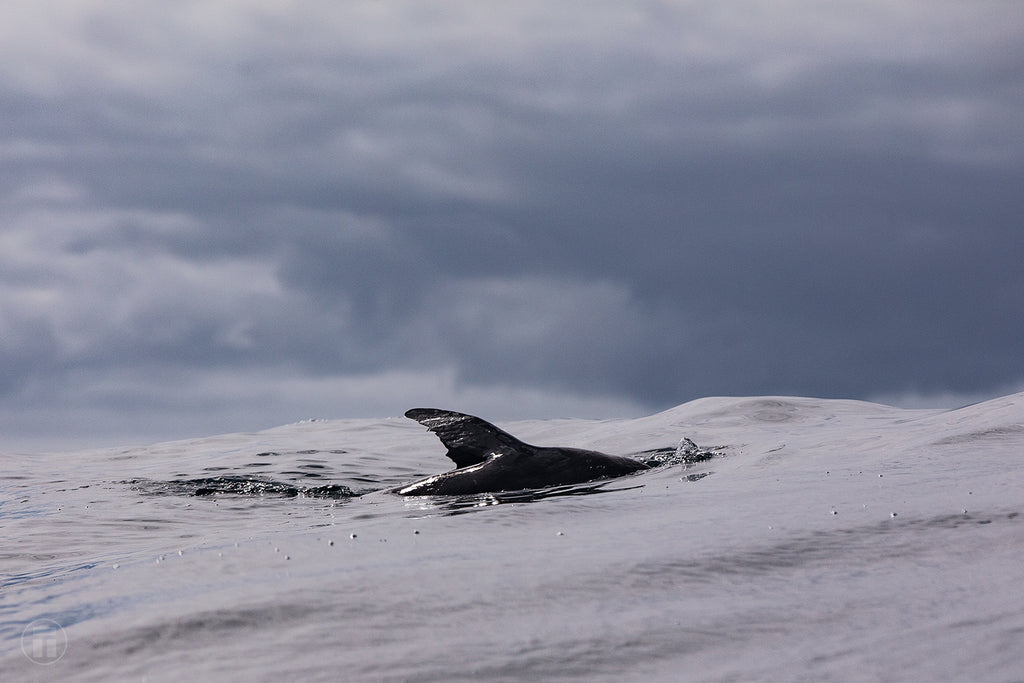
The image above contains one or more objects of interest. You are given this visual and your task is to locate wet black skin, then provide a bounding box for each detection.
[396,408,650,495]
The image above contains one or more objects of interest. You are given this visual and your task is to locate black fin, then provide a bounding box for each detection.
[405,408,526,468]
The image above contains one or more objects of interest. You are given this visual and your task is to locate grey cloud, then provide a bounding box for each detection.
[1,1,1023,448]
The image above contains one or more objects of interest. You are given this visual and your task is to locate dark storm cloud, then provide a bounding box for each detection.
[2,1,1023,448]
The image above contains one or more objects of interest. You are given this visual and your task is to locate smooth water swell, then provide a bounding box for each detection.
[2,395,1024,680]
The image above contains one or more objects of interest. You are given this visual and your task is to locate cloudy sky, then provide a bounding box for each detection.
[2,1,1022,450]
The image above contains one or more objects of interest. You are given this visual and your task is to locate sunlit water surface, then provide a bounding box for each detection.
[3,394,1024,680]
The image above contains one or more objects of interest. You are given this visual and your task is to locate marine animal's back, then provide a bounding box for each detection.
[396,408,649,495]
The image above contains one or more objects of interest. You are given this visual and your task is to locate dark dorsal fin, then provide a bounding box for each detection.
[405,408,527,468]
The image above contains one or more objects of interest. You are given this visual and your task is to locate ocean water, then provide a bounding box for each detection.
[3,393,1023,681]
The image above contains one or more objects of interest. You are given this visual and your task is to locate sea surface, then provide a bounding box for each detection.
[3,393,1024,681]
